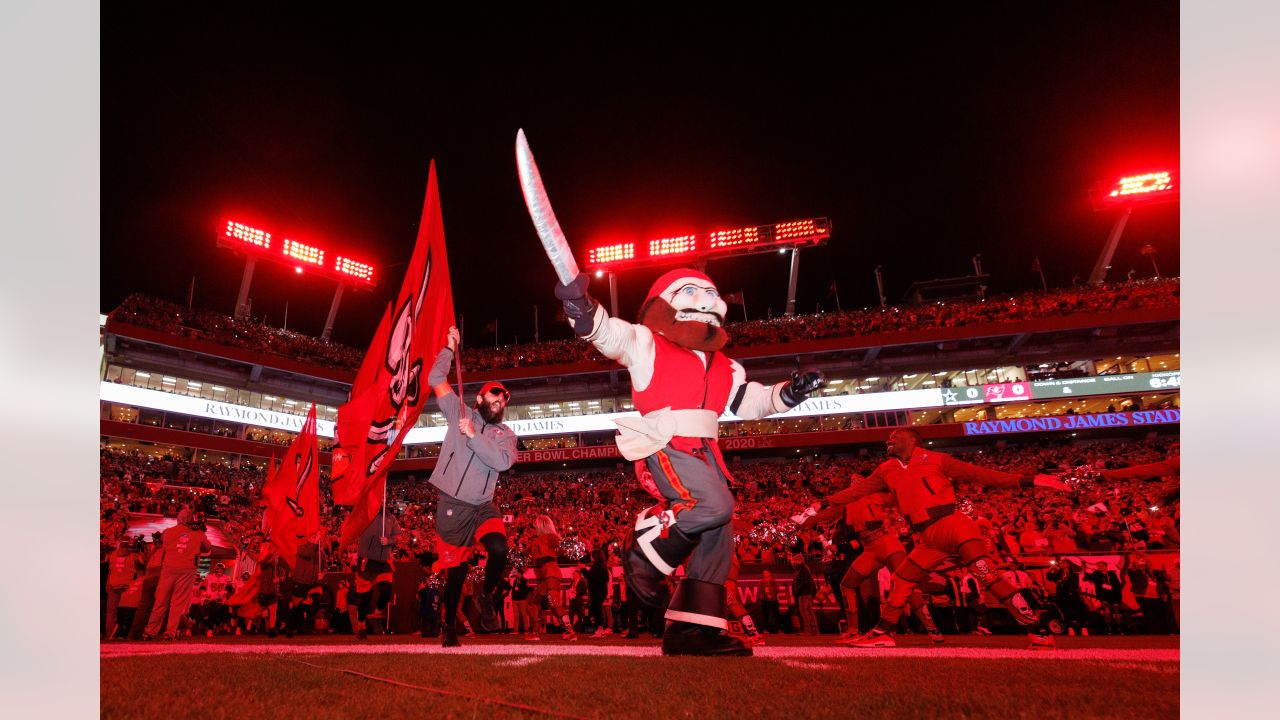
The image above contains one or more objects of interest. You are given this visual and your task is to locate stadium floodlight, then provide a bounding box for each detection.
[583,217,832,316]
[1086,169,1179,285]
[217,218,378,338]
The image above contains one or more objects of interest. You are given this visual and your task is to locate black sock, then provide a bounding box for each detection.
[443,565,467,632]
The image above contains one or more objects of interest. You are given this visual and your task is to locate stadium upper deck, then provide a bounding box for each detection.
[100,279,1180,471]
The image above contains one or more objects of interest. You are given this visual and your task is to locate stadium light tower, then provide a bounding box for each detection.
[1086,170,1179,285]
[583,217,831,316]
[217,220,377,339]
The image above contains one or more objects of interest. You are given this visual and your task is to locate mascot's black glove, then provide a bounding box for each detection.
[780,369,827,408]
[554,273,600,337]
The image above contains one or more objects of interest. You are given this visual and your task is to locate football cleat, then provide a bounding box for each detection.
[845,630,896,648]
[1028,633,1056,650]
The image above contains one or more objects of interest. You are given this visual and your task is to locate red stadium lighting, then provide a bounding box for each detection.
[583,217,830,272]
[334,256,375,284]
[282,238,325,267]
[588,242,636,264]
[1110,171,1174,197]
[1086,168,1179,284]
[224,221,271,249]
[708,226,761,250]
[217,218,377,288]
[1090,169,1179,210]
[650,235,697,257]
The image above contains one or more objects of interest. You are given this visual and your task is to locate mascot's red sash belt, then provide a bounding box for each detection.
[613,408,720,461]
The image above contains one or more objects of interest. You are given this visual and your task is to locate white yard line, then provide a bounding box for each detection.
[101,642,1179,662]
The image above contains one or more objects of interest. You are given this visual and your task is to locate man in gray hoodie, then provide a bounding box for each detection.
[426,326,518,647]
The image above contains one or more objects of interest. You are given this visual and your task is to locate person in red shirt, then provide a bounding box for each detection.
[525,515,577,641]
[793,489,943,644]
[830,429,1069,649]
[104,537,143,640]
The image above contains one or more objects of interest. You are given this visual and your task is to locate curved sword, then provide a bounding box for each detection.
[516,129,581,286]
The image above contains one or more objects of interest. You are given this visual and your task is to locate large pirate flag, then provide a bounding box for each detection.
[334,161,456,548]
[262,404,319,567]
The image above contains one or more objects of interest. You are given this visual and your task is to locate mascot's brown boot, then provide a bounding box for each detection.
[623,506,696,610]
[661,579,751,657]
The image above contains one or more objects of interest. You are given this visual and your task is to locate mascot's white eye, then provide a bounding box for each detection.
[680,286,696,296]
[705,289,718,298]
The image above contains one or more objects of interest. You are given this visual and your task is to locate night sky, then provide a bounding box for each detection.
[102,6,1179,350]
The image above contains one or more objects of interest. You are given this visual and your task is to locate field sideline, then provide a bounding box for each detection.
[102,635,1179,720]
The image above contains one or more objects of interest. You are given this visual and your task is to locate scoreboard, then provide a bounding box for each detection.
[218,220,377,288]
[584,218,831,272]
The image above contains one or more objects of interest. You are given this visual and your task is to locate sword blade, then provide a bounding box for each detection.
[515,129,581,286]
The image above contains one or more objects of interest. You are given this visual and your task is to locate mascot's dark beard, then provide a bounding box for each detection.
[475,400,506,424]
[638,297,728,352]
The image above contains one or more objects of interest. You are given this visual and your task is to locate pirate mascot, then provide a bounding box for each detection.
[515,130,825,655]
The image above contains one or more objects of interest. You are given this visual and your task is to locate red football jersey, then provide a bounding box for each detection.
[847,448,1022,525]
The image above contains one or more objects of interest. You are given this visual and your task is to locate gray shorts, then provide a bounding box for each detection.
[436,492,503,549]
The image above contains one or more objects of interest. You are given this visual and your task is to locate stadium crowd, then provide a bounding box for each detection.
[102,435,1179,641]
[107,279,1178,374]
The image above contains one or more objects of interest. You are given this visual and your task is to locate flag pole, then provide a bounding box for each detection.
[742,292,749,323]
[834,282,843,313]
[453,320,466,416]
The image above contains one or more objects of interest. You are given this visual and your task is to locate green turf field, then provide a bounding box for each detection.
[101,635,1179,720]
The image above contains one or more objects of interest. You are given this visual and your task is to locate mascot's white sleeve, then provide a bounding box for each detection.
[578,305,657,391]
[727,359,790,420]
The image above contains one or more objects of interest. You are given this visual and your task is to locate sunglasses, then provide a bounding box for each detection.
[485,387,510,400]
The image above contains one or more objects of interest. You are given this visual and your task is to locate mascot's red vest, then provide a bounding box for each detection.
[631,333,735,485]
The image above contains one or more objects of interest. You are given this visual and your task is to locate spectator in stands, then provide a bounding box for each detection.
[108,279,1179,375]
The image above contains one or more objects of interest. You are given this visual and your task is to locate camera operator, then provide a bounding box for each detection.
[144,508,212,639]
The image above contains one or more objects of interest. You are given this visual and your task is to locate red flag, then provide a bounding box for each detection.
[263,405,319,566]
[331,303,392,505]
[338,161,456,548]
[723,291,744,305]
[228,569,265,618]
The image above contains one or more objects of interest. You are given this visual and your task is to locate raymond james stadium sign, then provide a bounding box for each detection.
[962,409,1180,436]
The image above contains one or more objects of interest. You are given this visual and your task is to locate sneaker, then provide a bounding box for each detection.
[161,633,175,641]
[743,634,766,647]
[928,631,945,644]
[564,632,579,642]
[973,626,993,635]
[526,633,541,641]
[593,628,613,638]
[1028,633,1056,651]
[1082,628,1089,637]
[845,630,895,648]
[1068,628,1076,636]
[464,630,477,639]
[836,630,861,644]
[206,630,214,638]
